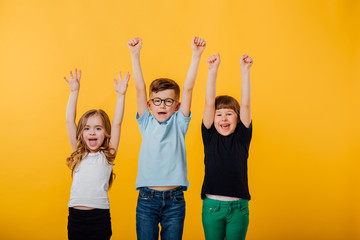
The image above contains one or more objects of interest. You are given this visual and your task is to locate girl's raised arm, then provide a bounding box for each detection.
[203,53,220,129]
[239,54,253,128]
[64,69,81,151]
[110,72,130,154]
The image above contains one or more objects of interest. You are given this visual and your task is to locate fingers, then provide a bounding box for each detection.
[241,54,253,64]
[116,71,130,82]
[64,77,69,83]
[119,71,123,81]
[128,37,142,47]
[194,36,206,47]
[68,69,81,81]
[207,53,220,64]
[124,72,130,82]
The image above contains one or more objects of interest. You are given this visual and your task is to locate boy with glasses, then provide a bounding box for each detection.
[128,37,206,240]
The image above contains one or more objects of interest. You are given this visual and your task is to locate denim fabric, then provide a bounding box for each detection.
[202,198,249,240]
[136,187,186,240]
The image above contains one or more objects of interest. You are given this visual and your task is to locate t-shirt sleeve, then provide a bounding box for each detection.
[201,122,214,147]
[236,119,252,146]
[136,108,151,136]
[176,108,192,134]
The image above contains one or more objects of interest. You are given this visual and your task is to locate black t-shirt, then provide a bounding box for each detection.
[201,120,252,199]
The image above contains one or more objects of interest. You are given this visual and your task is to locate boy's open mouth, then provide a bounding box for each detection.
[88,138,98,146]
[158,111,167,115]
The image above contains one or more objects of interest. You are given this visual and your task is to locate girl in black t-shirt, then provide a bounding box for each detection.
[201,53,253,240]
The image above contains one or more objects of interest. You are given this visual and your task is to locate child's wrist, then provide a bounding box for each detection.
[241,69,250,75]
[131,52,140,57]
[208,68,218,74]
[192,52,202,58]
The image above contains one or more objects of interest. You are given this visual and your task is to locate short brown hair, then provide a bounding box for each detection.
[149,78,180,100]
[215,95,240,121]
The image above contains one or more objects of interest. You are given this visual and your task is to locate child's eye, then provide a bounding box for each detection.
[96,127,102,130]
[227,113,233,116]
[165,99,173,105]
[84,127,89,130]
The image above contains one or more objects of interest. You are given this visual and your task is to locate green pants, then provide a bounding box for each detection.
[202,198,249,240]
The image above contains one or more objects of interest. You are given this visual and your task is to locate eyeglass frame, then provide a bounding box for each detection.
[150,97,177,106]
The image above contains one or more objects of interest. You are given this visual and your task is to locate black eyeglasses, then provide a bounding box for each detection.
[150,98,176,106]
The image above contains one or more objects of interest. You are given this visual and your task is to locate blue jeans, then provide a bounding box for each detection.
[136,187,186,240]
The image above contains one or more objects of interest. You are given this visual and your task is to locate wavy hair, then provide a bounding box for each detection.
[66,109,116,188]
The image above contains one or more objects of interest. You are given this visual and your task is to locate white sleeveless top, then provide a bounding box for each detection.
[68,151,113,209]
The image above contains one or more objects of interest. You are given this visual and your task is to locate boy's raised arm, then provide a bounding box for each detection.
[128,38,148,118]
[180,37,206,117]
[239,54,253,128]
[64,69,81,152]
[110,72,130,154]
[203,53,220,129]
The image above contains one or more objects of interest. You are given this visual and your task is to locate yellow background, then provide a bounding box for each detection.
[0,0,359,239]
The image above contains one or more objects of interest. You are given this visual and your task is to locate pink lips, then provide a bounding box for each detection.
[221,124,230,130]
[89,138,98,147]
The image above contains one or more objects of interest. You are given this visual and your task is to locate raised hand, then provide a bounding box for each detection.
[114,72,130,95]
[128,38,142,55]
[64,69,81,92]
[207,53,220,70]
[192,37,206,57]
[240,54,253,71]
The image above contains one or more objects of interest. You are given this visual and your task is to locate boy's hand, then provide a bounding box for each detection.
[64,68,81,92]
[128,38,142,55]
[207,53,220,71]
[114,72,130,95]
[192,37,206,57]
[240,54,253,71]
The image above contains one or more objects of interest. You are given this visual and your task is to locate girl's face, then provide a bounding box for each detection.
[82,115,106,153]
[214,108,238,136]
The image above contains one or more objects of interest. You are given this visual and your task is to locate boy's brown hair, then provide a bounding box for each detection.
[149,78,180,100]
[215,95,240,121]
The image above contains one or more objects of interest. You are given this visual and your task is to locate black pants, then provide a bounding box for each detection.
[68,207,112,240]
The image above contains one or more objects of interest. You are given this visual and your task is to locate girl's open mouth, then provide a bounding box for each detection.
[89,138,98,146]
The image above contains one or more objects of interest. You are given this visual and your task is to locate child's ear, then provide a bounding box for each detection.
[147,101,151,108]
[175,102,181,111]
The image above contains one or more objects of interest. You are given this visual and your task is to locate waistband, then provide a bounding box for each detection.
[203,197,248,208]
[68,207,110,216]
[138,186,185,197]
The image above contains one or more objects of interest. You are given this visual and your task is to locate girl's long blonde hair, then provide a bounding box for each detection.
[66,109,116,188]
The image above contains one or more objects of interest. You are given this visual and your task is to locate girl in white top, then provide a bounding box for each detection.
[64,68,129,240]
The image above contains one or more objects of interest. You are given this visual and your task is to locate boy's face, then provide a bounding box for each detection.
[214,108,238,136]
[148,89,180,123]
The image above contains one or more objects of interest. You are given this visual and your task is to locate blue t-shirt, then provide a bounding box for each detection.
[135,108,191,189]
